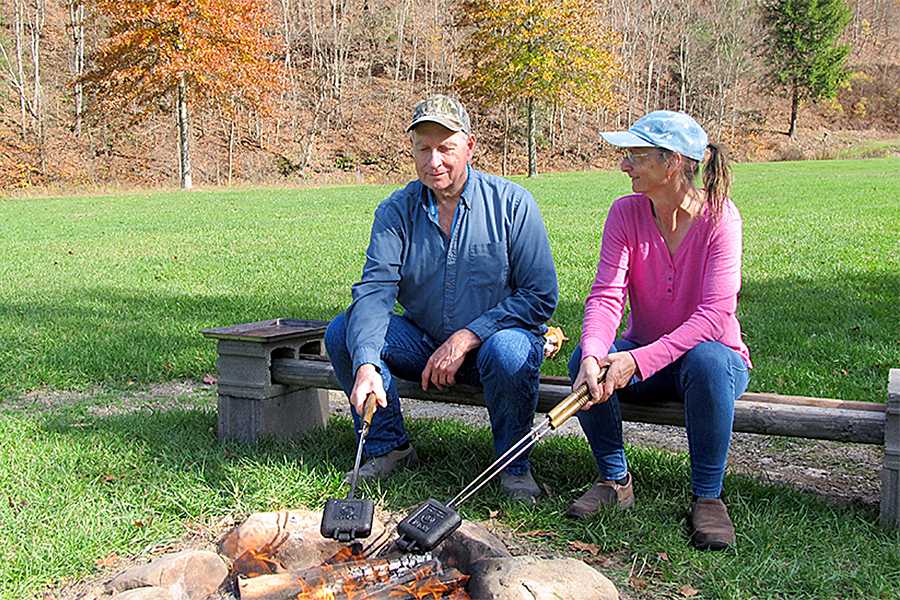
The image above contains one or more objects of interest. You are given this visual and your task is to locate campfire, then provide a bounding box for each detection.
[233,524,471,600]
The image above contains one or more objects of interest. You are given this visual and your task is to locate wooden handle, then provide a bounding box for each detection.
[363,392,377,426]
[547,366,609,429]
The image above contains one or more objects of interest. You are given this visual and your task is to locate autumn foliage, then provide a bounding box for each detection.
[458,0,621,175]
[459,0,620,110]
[84,0,284,120]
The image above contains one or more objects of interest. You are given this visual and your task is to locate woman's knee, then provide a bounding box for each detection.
[682,342,732,378]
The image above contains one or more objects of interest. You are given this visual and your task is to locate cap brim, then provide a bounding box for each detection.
[406,117,466,134]
[599,131,656,148]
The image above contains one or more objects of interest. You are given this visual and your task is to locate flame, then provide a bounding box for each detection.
[244,544,469,600]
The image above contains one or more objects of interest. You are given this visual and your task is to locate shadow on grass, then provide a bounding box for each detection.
[0,287,348,394]
[1,267,896,403]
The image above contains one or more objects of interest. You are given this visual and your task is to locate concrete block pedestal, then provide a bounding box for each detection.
[202,319,330,443]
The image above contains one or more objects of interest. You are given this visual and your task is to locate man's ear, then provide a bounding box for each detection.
[466,134,477,158]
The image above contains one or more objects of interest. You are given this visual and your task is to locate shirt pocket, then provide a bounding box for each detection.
[463,242,510,289]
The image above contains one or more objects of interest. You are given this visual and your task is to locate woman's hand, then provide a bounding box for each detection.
[599,351,638,402]
[573,356,604,408]
[574,352,639,410]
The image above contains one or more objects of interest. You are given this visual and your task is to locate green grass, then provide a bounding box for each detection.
[1,397,898,599]
[1,158,898,401]
[1,158,899,598]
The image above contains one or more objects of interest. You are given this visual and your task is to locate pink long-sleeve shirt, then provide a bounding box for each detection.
[581,193,751,379]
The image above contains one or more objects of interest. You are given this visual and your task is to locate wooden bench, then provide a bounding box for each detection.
[202,318,900,529]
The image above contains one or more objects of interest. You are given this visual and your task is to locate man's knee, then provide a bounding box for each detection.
[324,312,349,357]
[478,328,540,380]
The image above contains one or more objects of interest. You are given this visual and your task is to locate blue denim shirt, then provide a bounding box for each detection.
[346,167,559,374]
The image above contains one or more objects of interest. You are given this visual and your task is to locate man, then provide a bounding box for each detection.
[324,95,558,502]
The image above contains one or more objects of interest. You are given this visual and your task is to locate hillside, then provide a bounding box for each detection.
[0,0,897,191]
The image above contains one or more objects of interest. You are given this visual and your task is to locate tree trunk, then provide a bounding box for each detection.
[30,0,45,173]
[177,73,193,189]
[13,0,27,138]
[227,118,235,186]
[788,84,799,138]
[68,0,85,136]
[502,101,510,177]
[527,97,537,177]
[393,0,410,81]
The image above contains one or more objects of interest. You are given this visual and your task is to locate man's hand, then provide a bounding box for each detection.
[351,364,387,415]
[421,329,482,391]
[574,352,638,410]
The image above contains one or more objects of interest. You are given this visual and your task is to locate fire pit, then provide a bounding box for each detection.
[100,508,619,600]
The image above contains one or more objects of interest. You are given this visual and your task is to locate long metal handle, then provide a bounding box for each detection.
[348,393,378,500]
[447,367,610,508]
[449,424,552,508]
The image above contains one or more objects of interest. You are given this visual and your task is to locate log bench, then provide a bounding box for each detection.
[202,318,900,529]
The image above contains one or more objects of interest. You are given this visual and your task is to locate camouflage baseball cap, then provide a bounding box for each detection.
[407,95,471,135]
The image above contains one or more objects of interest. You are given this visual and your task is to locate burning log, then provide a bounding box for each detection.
[237,553,470,600]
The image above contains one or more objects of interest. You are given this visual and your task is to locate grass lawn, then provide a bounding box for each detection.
[1,158,899,598]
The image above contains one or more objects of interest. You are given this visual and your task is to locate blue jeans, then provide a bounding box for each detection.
[325,312,545,476]
[567,339,750,498]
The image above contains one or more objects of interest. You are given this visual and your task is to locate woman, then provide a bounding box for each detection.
[567,110,751,551]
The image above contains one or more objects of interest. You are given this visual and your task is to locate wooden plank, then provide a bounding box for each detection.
[270,358,885,445]
[202,319,328,342]
[540,373,884,412]
[880,369,900,528]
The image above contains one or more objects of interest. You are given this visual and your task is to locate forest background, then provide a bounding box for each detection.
[1,0,898,191]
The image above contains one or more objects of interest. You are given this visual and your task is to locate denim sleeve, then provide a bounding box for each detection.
[466,192,559,340]
[345,203,403,375]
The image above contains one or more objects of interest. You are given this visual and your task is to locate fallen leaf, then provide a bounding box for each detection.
[102,474,117,483]
[133,519,145,528]
[629,576,648,591]
[95,554,118,568]
[568,540,602,555]
[657,551,669,561]
[202,373,218,385]
[679,584,699,597]
[522,529,556,539]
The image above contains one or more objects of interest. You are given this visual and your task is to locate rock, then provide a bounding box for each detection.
[111,588,177,600]
[217,508,387,572]
[467,557,618,600]
[106,550,227,600]
[434,520,511,573]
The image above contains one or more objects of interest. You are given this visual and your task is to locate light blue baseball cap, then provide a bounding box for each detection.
[600,110,708,162]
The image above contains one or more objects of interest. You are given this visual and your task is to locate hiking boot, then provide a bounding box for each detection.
[500,468,541,504]
[565,473,634,519]
[344,445,419,483]
[689,497,736,551]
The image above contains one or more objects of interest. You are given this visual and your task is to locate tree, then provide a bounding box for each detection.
[458,0,620,176]
[764,0,851,137]
[83,0,284,188]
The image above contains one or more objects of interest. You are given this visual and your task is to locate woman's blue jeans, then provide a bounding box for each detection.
[325,312,545,476]
[568,339,750,498]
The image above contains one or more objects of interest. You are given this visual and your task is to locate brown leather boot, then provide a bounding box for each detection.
[689,498,736,550]
[565,473,634,519]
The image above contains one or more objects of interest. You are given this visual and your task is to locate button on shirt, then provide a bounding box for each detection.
[346,167,559,374]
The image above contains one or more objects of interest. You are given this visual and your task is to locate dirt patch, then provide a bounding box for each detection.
[7,381,882,507]
[331,393,882,509]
